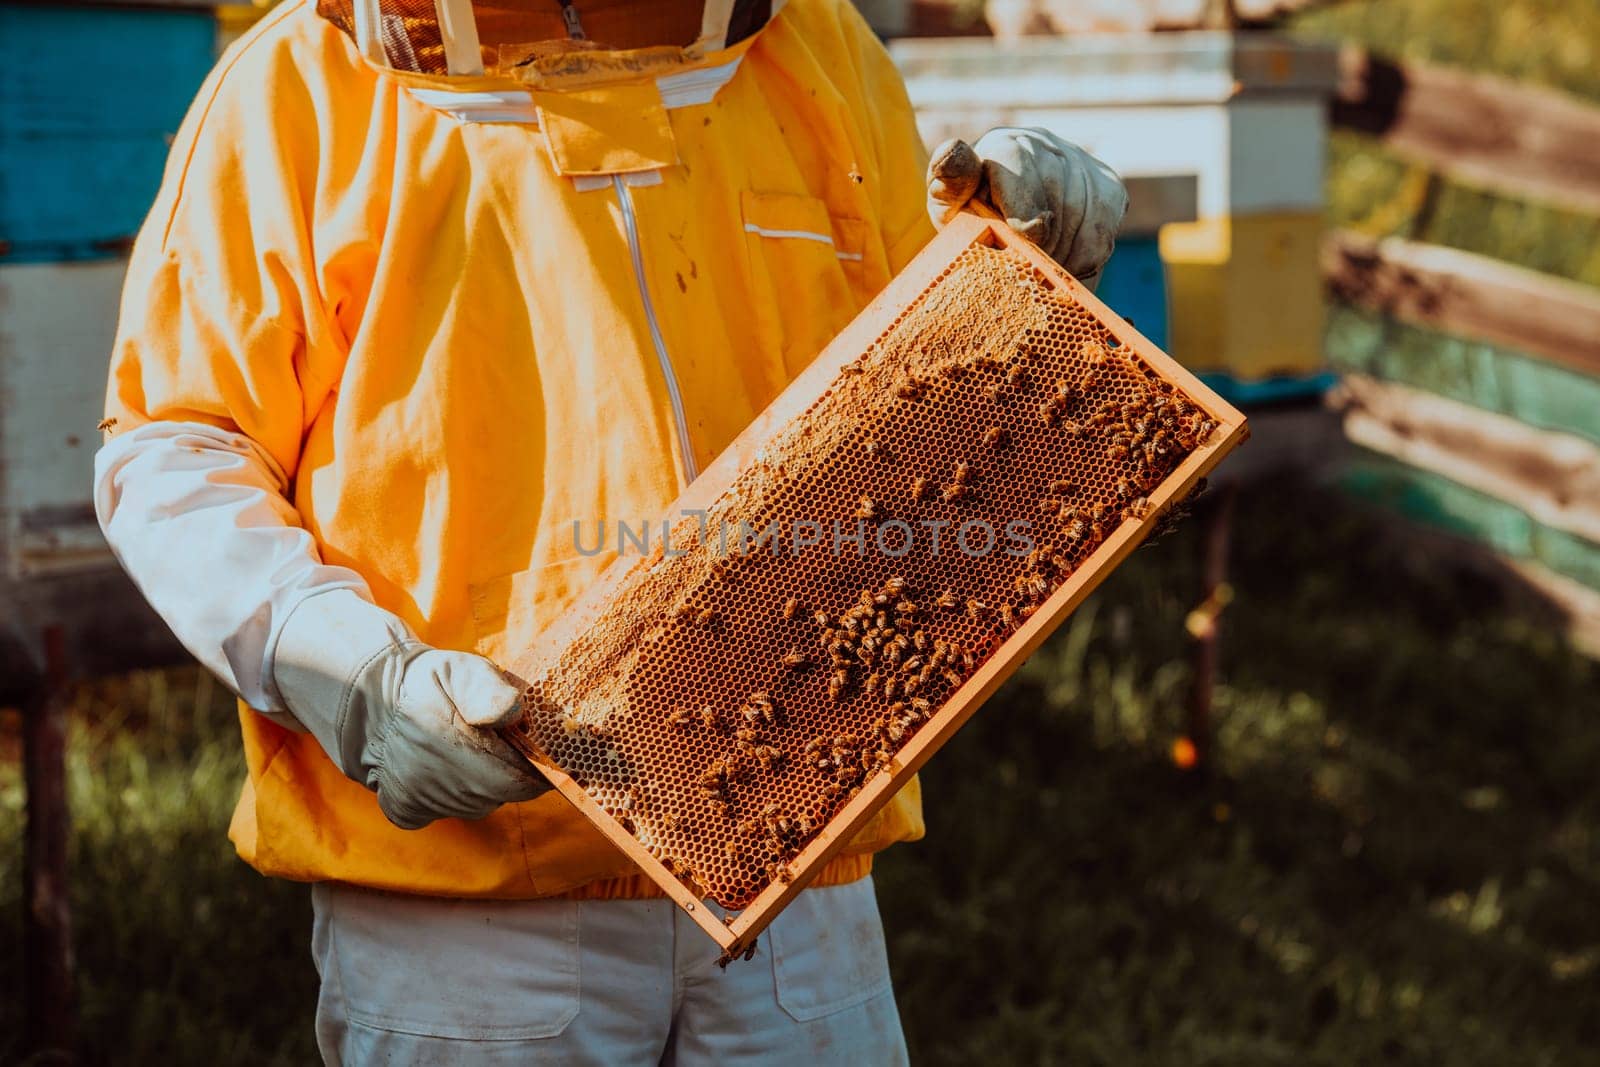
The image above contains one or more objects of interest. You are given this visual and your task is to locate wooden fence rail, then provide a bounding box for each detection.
[1332,47,1600,217]
[1322,229,1600,380]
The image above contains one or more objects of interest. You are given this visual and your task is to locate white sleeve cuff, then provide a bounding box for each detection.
[93,420,371,714]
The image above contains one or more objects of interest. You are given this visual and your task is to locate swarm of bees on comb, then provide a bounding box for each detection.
[507,237,1238,922]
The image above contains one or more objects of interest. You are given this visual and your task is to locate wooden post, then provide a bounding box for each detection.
[1185,483,1237,768]
[23,624,76,1064]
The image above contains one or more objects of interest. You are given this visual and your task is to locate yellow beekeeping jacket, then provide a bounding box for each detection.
[105,0,935,897]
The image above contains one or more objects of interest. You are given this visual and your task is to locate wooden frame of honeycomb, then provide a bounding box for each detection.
[503,211,1249,962]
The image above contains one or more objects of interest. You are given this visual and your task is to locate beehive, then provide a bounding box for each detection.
[502,212,1248,961]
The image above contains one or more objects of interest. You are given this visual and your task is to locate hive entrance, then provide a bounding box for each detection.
[505,216,1247,959]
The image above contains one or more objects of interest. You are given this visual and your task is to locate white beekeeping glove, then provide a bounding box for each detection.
[926,127,1129,289]
[274,590,551,830]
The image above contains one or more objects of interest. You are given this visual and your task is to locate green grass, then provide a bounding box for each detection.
[882,479,1600,1065]
[0,673,315,1066]
[3,479,1596,1064]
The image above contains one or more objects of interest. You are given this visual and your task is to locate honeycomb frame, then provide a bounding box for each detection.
[502,212,1249,961]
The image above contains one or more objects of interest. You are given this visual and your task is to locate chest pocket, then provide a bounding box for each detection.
[741,190,876,376]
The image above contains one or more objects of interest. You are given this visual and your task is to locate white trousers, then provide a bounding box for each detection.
[310,877,909,1065]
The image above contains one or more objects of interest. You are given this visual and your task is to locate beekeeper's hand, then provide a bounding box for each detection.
[274,589,551,830]
[926,127,1129,289]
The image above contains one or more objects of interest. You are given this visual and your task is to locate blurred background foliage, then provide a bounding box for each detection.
[4,480,1596,1065]
[1292,0,1600,286]
[5,0,1600,1063]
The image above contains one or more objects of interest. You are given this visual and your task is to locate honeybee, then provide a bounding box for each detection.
[660,811,681,832]
[953,461,975,485]
[829,671,849,702]
[1078,368,1101,393]
[943,668,964,688]
[781,649,812,671]
[902,675,922,697]
[783,597,801,620]
[884,576,910,596]
[882,677,899,701]
[812,610,831,628]
[941,483,971,503]
[696,607,717,627]
[913,629,931,652]
[754,745,784,771]
[911,476,930,502]
[910,697,932,716]
[1107,443,1130,463]
[1083,342,1110,367]
[856,496,880,521]
[938,362,967,381]
[864,672,882,698]
[966,598,989,620]
[1005,364,1027,389]
[724,840,744,860]
[935,590,959,610]
[864,439,882,458]
[896,379,925,401]
[699,705,721,729]
[745,691,778,724]
[1049,479,1077,495]
[1115,478,1137,501]
[668,707,694,728]
[1039,496,1063,515]
[999,603,1019,629]
[902,655,925,673]
[1063,515,1092,543]
[1039,399,1066,427]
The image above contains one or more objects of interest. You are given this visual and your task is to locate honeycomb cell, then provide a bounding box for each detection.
[505,238,1234,911]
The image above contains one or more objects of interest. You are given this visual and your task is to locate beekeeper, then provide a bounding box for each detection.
[95,0,1126,1061]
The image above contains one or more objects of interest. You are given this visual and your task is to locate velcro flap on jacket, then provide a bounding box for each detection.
[534,82,678,176]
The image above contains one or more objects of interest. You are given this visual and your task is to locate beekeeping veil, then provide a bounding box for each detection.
[316,0,786,78]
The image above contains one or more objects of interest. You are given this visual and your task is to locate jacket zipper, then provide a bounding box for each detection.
[613,175,699,485]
